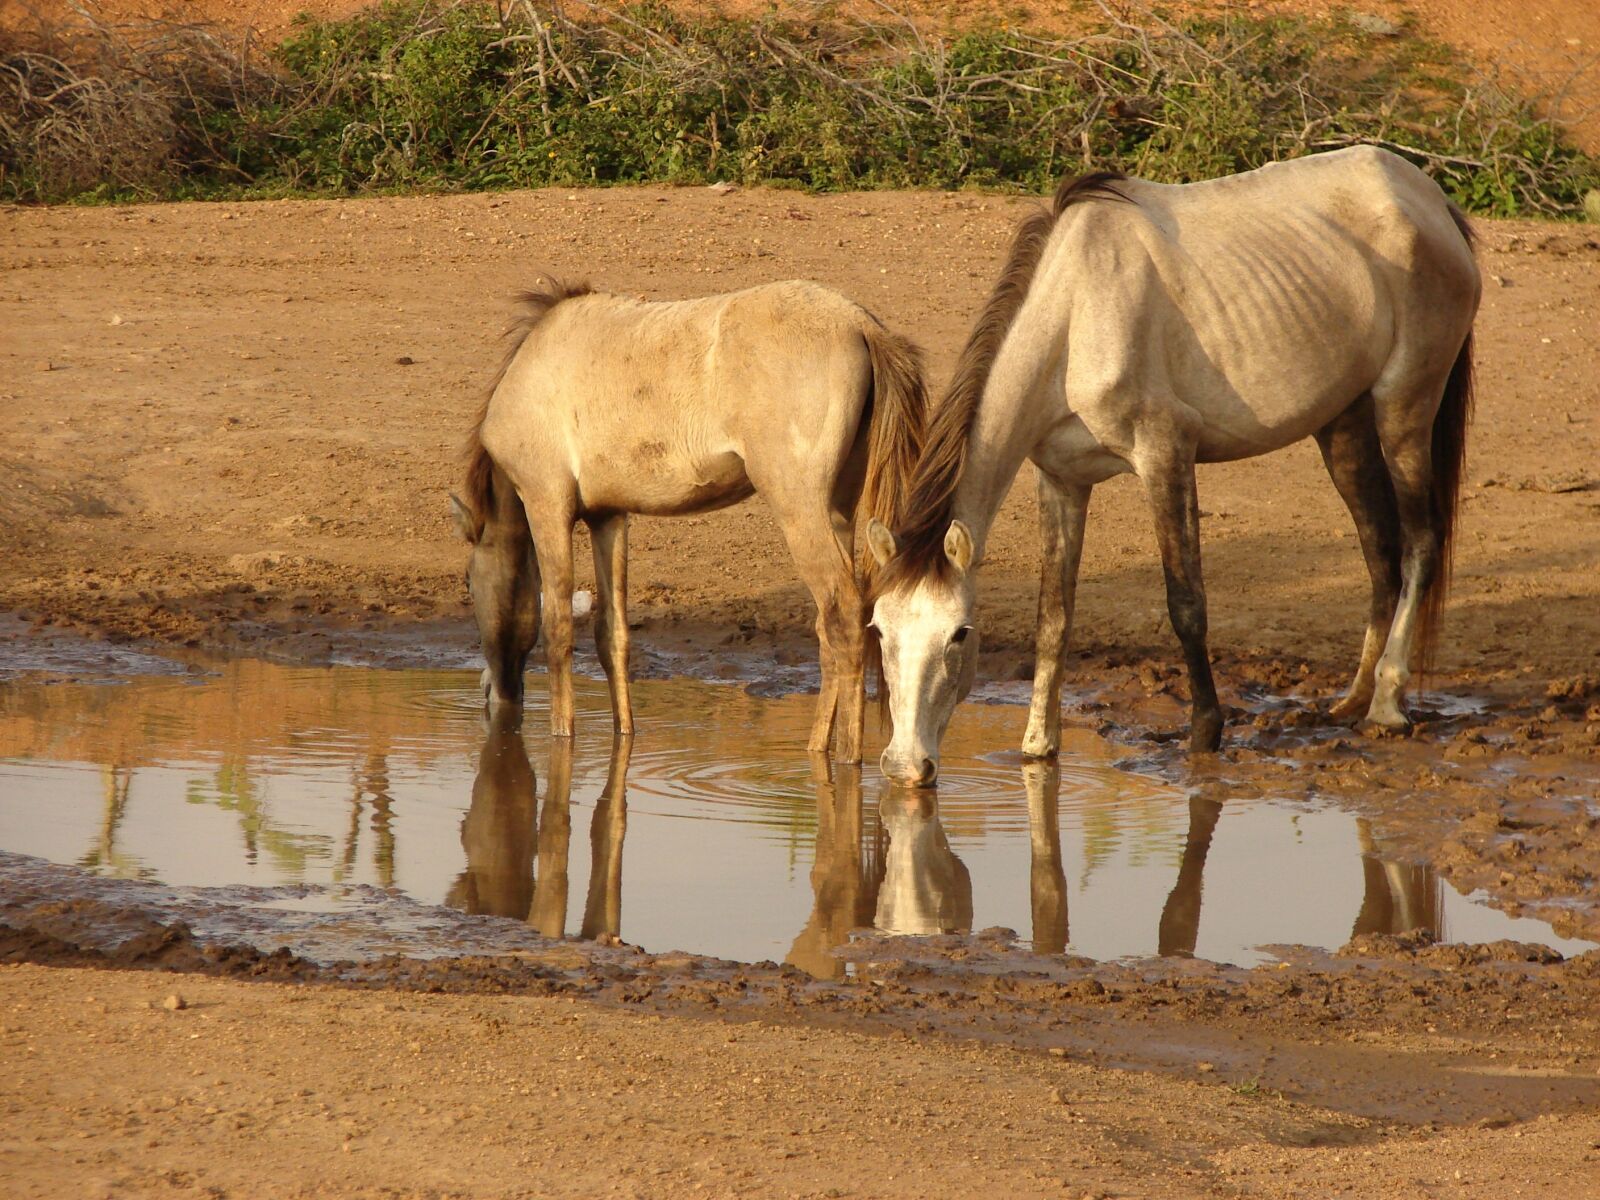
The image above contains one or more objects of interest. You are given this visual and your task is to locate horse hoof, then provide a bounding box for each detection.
[1362,699,1412,734]
[1360,715,1412,738]
[1327,695,1372,723]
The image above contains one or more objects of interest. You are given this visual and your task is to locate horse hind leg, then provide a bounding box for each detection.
[587,513,634,736]
[1313,395,1402,722]
[777,504,864,763]
[1140,447,1223,753]
[1365,383,1447,731]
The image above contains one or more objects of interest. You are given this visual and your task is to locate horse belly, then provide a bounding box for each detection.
[1185,297,1387,462]
[1191,371,1374,463]
[579,446,754,517]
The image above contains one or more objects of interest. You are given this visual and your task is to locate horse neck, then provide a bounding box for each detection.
[949,348,1053,561]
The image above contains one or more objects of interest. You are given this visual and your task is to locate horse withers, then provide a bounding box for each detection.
[450,279,927,763]
[867,146,1481,784]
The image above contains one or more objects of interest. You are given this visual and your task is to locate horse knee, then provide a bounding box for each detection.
[1035,607,1067,652]
[817,599,861,653]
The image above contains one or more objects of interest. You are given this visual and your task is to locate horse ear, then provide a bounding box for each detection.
[449,493,477,544]
[866,518,898,568]
[944,520,974,575]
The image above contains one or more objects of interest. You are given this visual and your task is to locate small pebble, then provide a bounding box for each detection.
[1050,1087,1067,1105]
[162,994,187,1011]
[395,356,415,366]
[1048,1047,1069,1059]
[1196,1061,1216,1074]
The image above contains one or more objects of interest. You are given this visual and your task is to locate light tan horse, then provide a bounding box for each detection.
[450,280,926,762]
[867,147,1480,784]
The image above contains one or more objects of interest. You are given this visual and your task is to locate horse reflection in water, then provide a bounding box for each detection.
[786,759,885,980]
[874,788,973,936]
[1157,796,1224,958]
[1023,762,1069,954]
[790,761,1071,975]
[1155,798,1444,957]
[1350,818,1442,939]
[452,719,1443,965]
[447,710,631,942]
[447,708,538,918]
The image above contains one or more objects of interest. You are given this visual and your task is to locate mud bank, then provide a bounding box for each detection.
[3,847,1599,1131]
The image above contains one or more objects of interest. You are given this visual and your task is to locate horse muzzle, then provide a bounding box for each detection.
[879,747,939,788]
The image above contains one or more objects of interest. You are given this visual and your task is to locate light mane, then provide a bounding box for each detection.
[873,171,1129,595]
[460,279,593,539]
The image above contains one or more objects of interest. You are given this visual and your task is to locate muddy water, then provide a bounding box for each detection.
[0,657,1592,972]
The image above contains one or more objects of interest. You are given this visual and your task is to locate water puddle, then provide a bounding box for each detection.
[1,656,1593,973]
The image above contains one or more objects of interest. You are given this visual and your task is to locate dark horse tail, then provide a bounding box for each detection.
[1418,206,1476,670]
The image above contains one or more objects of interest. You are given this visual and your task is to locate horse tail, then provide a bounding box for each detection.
[858,321,930,711]
[1418,206,1477,671]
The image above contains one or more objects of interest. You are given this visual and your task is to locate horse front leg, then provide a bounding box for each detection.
[1142,454,1223,753]
[532,514,578,739]
[1023,474,1092,758]
[588,513,634,736]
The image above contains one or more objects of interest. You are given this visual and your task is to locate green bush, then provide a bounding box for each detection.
[1,0,1595,215]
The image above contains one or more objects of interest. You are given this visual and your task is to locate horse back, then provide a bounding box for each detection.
[478,281,875,517]
[1056,147,1478,460]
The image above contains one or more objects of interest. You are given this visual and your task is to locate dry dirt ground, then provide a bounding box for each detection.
[6,960,1600,1200]
[6,952,1600,1200]
[2,186,1597,685]
[2,180,1600,1199]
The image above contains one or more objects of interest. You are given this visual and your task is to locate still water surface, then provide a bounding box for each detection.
[1,660,1591,972]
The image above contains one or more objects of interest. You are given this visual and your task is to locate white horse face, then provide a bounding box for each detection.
[868,519,980,787]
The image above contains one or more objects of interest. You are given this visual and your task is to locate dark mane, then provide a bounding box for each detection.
[873,171,1128,594]
[460,279,593,539]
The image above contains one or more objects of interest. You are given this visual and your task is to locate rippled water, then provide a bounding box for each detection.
[0,657,1592,972]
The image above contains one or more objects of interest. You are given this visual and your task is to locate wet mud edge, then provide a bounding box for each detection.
[4,855,1599,1130]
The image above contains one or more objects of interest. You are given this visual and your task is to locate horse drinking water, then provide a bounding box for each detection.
[450,280,926,763]
[867,147,1480,784]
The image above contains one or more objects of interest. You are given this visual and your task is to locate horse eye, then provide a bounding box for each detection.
[951,626,971,645]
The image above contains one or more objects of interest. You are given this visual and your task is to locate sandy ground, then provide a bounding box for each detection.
[1,186,1597,683]
[4,107,1600,1199]
[4,951,1600,1200]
